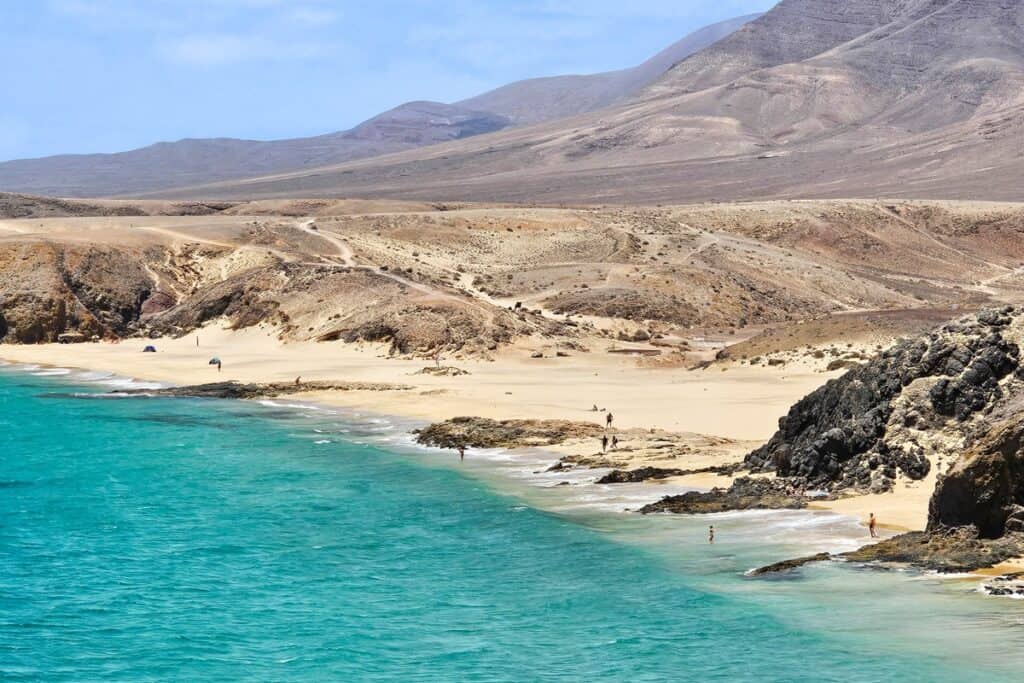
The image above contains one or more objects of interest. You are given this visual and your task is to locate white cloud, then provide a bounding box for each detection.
[288,7,338,27]
[159,33,328,66]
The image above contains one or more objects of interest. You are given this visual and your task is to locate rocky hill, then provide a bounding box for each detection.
[745,307,1023,493]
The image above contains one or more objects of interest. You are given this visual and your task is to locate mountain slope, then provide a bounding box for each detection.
[0,14,760,198]
[458,14,761,125]
[161,0,1024,204]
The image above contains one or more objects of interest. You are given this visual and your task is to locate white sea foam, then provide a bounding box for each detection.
[31,368,72,376]
[98,377,164,390]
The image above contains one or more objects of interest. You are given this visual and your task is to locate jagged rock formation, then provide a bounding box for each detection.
[645,307,1024,543]
[736,308,1024,574]
[751,527,1024,575]
[639,477,808,514]
[414,417,604,450]
[928,416,1024,538]
[746,307,1022,493]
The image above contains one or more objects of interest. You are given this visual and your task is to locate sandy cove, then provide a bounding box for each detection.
[0,323,924,533]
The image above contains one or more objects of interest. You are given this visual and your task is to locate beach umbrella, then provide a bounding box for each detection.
[143,345,157,353]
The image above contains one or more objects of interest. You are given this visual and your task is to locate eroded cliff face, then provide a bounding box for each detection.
[0,237,563,357]
[746,307,1024,493]
[928,417,1024,538]
[0,241,153,343]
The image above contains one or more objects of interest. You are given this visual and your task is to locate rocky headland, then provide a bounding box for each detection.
[702,306,1024,574]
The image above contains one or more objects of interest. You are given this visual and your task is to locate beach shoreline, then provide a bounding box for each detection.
[0,324,926,535]
[9,345,1024,582]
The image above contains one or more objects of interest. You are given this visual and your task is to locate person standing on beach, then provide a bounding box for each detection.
[601,434,609,453]
[610,435,618,451]
[606,412,614,429]
[709,525,715,544]
[869,513,878,538]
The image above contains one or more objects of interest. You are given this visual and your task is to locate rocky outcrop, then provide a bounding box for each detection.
[748,553,832,577]
[414,417,604,450]
[596,463,740,484]
[745,307,1022,493]
[0,242,153,343]
[841,527,1024,574]
[117,380,412,399]
[752,526,1024,576]
[597,467,686,484]
[981,573,1024,597]
[927,417,1024,538]
[753,410,1024,575]
[639,477,808,514]
[147,266,286,335]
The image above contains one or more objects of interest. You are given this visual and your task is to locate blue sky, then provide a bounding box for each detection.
[1,1,776,161]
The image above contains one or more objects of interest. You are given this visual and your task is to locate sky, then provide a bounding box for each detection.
[0,0,777,161]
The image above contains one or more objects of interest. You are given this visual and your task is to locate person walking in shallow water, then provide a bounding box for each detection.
[869,513,878,538]
[709,525,715,544]
[458,445,465,462]
[610,435,618,451]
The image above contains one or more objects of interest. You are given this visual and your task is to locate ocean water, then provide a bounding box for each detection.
[2,369,1024,681]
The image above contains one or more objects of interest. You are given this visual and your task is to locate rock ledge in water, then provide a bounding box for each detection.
[639,477,809,514]
[117,380,412,400]
[414,416,603,449]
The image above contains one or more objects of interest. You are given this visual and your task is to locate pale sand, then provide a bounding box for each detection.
[810,467,939,532]
[0,323,925,533]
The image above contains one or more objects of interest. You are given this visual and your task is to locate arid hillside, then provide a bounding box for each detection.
[2,197,1023,365]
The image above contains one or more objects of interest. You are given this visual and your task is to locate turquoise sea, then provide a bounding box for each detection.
[3,367,1024,682]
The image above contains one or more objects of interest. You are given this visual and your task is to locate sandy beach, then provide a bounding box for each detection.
[0,321,932,532]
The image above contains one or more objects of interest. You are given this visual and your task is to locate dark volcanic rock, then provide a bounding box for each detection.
[597,463,742,484]
[842,527,1024,574]
[414,416,603,450]
[749,553,832,577]
[928,418,1024,538]
[755,527,1024,576]
[982,573,1024,597]
[597,467,686,484]
[639,477,808,514]
[745,307,1020,492]
[117,380,411,400]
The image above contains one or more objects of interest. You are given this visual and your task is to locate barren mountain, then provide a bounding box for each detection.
[0,15,759,199]
[458,14,761,125]
[0,102,509,199]
[164,0,1024,204]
